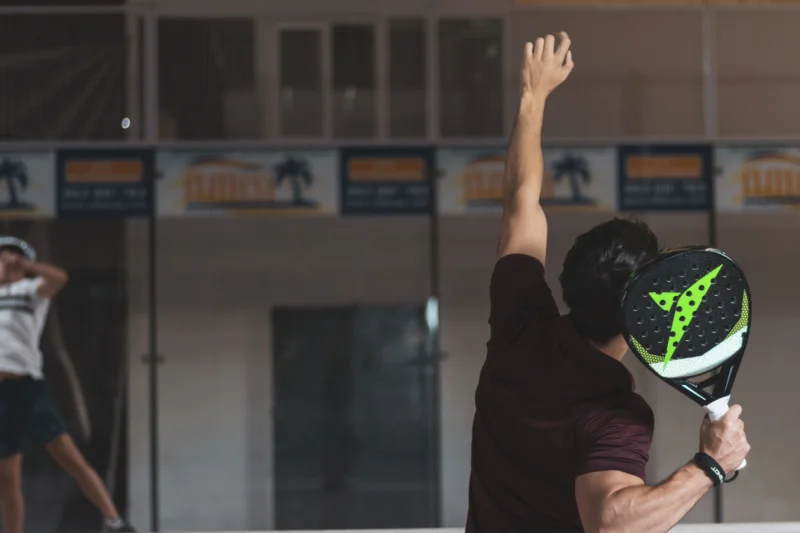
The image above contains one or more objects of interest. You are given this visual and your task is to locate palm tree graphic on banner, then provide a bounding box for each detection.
[0,158,34,210]
[547,154,595,206]
[273,156,317,207]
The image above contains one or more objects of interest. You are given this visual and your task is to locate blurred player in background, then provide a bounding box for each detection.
[0,237,134,533]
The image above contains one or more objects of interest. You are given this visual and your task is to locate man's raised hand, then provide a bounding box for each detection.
[521,32,574,99]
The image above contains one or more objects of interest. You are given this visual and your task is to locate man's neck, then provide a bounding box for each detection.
[590,335,629,362]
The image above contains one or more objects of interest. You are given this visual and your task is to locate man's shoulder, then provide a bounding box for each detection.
[577,391,655,434]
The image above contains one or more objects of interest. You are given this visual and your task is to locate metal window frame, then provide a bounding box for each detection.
[6,2,800,148]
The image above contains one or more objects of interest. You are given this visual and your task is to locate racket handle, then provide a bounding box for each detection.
[704,396,747,470]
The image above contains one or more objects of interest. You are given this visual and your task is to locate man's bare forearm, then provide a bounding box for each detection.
[503,92,547,211]
[22,259,67,284]
[600,464,713,533]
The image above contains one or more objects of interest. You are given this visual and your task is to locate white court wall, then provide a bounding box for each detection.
[126,213,800,531]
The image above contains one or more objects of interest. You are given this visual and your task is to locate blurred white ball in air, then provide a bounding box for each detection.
[121,117,131,130]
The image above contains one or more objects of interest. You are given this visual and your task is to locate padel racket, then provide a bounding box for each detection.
[620,246,751,473]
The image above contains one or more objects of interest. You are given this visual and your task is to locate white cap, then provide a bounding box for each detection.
[0,237,36,261]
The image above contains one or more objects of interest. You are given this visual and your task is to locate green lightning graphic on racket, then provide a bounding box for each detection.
[650,264,722,369]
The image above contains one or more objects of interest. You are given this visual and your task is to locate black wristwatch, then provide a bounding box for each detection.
[693,452,737,485]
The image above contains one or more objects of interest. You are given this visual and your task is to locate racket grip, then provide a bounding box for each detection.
[704,396,747,470]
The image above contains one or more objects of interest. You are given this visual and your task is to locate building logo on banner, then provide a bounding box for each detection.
[57,149,153,217]
[0,152,56,218]
[437,147,617,214]
[157,151,338,216]
[340,148,434,215]
[716,146,800,211]
[618,145,712,212]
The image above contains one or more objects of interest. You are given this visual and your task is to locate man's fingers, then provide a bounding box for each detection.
[564,50,574,70]
[544,34,556,58]
[533,37,545,60]
[555,31,571,59]
[524,41,533,60]
[722,404,743,421]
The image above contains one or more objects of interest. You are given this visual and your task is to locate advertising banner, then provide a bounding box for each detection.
[0,151,56,218]
[56,149,153,217]
[437,147,617,214]
[157,150,339,216]
[716,146,800,211]
[339,147,435,215]
[618,145,713,211]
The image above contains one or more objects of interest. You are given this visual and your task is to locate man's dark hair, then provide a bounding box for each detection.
[0,246,24,257]
[559,217,660,344]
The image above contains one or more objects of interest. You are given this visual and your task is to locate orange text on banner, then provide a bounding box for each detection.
[348,158,426,182]
[183,170,276,204]
[742,162,800,199]
[65,160,143,183]
[626,156,703,179]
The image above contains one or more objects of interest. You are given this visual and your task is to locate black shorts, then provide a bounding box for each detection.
[0,376,67,457]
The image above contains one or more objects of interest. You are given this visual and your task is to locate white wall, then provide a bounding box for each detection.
[127,212,800,531]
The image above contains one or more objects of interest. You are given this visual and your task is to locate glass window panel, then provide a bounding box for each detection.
[332,24,376,138]
[508,10,703,138]
[438,19,503,138]
[280,29,323,137]
[158,19,258,140]
[0,14,126,141]
[717,10,800,137]
[389,19,426,138]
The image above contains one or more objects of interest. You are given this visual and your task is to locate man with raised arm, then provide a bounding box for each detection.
[465,33,750,533]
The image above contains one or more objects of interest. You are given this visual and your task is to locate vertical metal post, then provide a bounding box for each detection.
[143,8,159,144]
[377,18,389,140]
[147,196,160,533]
[702,4,722,524]
[427,16,439,140]
[426,154,441,527]
[125,5,141,141]
[702,4,718,140]
[142,6,160,531]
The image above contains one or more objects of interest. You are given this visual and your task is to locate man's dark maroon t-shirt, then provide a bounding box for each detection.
[466,254,654,532]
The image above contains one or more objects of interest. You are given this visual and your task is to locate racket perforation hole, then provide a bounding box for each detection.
[689,300,696,307]
[636,318,644,325]
[680,270,686,278]
[659,300,666,306]
[687,291,693,297]
[699,285,705,291]
[670,332,676,337]
[679,315,686,322]
[692,264,698,271]
[652,278,660,286]
[654,326,660,333]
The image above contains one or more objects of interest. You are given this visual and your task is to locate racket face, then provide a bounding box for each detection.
[620,247,751,405]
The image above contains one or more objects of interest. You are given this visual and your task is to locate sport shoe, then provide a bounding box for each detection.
[106,518,136,532]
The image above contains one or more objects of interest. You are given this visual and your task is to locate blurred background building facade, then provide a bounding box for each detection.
[0,0,799,532]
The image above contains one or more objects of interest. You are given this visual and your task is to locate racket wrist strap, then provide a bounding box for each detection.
[693,452,725,486]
